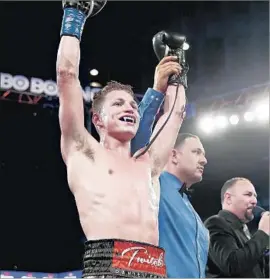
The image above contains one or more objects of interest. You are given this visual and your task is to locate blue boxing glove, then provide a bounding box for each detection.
[60,0,107,41]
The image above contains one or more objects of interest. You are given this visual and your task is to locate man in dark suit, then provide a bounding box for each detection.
[204,177,269,278]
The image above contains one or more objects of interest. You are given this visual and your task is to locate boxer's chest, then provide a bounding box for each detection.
[104,153,156,204]
[105,150,150,177]
[71,150,156,205]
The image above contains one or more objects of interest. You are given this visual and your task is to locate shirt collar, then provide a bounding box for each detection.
[162,171,185,192]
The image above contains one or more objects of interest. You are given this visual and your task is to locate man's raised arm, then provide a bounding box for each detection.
[145,55,186,178]
[131,56,181,156]
[149,82,186,177]
[56,2,105,161]
[131,89,164,155]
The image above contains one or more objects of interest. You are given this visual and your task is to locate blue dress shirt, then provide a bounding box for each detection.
[131,88,164,154]
[159,171,209,278]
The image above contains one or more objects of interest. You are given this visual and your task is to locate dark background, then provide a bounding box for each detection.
[0,1,269,273]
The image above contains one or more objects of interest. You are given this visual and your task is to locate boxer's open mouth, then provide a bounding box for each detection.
[119,116,136,124]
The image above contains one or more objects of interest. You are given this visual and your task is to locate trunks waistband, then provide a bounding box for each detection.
[83,239,166,278]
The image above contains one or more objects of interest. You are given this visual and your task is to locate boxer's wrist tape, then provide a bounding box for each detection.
[60,7,86,41]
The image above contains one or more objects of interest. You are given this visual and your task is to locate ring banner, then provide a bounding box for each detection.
[0,72,196,118]
[0,72,99,103]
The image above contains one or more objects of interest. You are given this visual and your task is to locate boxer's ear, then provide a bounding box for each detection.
[92,112,103,132]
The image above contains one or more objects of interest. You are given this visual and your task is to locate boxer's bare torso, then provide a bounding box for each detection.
[65,136,159,246]
[57,37,184,248]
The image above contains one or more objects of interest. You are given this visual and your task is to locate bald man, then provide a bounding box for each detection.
[205,177,269,278]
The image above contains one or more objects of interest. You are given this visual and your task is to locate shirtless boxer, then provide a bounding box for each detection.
[57,1,186,278]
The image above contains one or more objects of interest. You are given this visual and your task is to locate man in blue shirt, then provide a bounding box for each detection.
[159,133,209,278]
[133,93,209,277]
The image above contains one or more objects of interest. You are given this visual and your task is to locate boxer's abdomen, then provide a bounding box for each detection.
[67,150,159,246]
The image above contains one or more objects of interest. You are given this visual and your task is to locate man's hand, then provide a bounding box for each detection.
[259,211,270,235]
[153,56,181,94]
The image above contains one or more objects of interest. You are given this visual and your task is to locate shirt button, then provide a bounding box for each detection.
[156,98,159,101]
[151,95,154,99]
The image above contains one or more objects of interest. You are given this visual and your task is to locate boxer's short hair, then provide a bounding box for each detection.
[221,177,251,203]
[174,133,199,149]
[92,81,134,113]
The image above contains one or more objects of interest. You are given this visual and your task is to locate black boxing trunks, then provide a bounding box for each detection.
[82,239,167,278]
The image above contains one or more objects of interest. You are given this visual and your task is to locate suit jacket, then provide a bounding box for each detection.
[204,210,269,278]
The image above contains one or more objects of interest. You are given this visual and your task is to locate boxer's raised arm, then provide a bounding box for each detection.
[149,84,186,178]
[56,4,100,161]
[57,36,91,161]
[57,36,84,136]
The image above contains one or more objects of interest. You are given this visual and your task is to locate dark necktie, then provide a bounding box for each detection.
[243,224,251,240]
[179,183,193,199]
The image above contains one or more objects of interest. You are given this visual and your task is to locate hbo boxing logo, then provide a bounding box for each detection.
[0,73,58,96]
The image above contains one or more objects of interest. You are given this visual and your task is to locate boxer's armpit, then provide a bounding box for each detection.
[74,131,95,161]
[151,163,160,178]
[149,149,162,178]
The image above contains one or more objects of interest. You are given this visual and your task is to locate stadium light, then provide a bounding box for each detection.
[196,87,269,135]
[214,115,228,129]
[183,42,190,50]
[244,111,255,122]
[198,116,214,134]
[90,69,99,76]
[255,103,269,121]
[90,82,102,88]
[229,114,239,125]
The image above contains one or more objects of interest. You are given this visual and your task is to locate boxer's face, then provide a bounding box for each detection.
[175,137,207,184]
[228,180,257,222]
[96,90,139,141]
